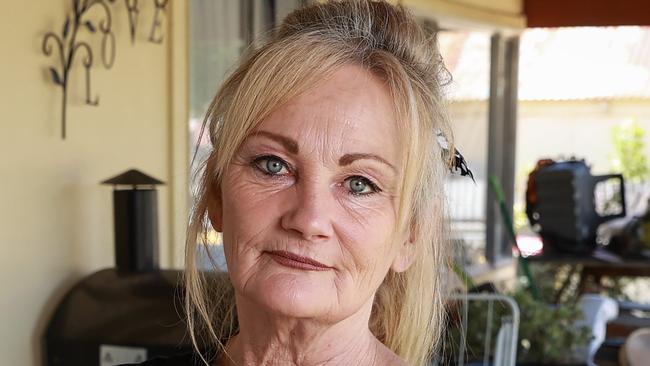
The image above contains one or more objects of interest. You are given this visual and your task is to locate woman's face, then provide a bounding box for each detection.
[210,64,413,323]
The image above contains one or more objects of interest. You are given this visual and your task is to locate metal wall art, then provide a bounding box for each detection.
[124,0,169,44]
[125,0,139,43]
[149,0,169,44]
[42,0,169,139]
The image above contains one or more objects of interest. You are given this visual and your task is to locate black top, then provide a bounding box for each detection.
[119,352,213,366]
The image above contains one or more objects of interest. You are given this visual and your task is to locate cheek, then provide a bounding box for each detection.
[335,200,398,278]
[341,193,397,239]
[221,172,288,230]
[341,199,393,230]
[219,172,291,262]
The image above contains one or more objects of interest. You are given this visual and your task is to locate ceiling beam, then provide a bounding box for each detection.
[525,0,650,27]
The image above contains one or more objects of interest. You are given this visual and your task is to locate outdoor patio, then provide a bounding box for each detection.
[2,1,649,365]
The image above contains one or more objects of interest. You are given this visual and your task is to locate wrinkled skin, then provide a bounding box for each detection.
[209,64,413,366]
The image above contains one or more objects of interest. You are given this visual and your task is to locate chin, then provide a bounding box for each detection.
[245,270,339,320]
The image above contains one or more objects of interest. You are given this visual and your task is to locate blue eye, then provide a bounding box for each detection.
[265,159,284,174]
[253,156,289,175]
[345,176,379,195]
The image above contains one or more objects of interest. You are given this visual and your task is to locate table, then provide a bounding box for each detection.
[527,247,650,338]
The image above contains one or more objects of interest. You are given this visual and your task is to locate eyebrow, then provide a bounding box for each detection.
[339,153,397,172]
[252,130,396,171]
[252,130,299,154]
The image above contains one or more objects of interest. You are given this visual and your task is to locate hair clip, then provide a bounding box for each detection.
[436,130,475,182]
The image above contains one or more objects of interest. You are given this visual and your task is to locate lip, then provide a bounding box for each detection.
[265,250,331,271]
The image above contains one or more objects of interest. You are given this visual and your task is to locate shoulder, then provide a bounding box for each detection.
[118,353,207,366]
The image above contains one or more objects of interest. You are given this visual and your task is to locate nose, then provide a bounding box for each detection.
[280,180,334,241]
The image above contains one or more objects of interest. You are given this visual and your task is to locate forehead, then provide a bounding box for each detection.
[253,64,400,160]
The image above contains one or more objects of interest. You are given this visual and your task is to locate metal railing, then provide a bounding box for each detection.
[434,293,520,366]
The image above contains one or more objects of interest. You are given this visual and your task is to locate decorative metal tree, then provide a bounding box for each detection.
[42,0,116,139]
[42,0,169,139]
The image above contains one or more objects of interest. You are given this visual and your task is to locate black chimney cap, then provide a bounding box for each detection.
[101,169,164,187]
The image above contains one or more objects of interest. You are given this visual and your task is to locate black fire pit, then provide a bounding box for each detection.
[44,169,193,366]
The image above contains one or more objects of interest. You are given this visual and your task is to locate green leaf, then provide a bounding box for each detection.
[610,120,649,182]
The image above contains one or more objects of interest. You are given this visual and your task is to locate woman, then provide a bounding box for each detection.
[129,0,457,365]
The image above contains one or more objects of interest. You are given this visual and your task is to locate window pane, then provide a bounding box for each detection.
[189,0,245,173]
[438,30,491,268]
[189,0,245,270]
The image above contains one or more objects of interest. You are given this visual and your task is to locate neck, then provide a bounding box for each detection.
[218,295,394,366]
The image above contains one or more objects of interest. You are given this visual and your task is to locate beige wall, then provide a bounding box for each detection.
[0,1,187,365]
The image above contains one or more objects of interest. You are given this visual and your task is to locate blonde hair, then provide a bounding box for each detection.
[185,1,454,365]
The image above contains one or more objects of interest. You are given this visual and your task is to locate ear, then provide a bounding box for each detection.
[207,184,223,232]
[390,224,417,273]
